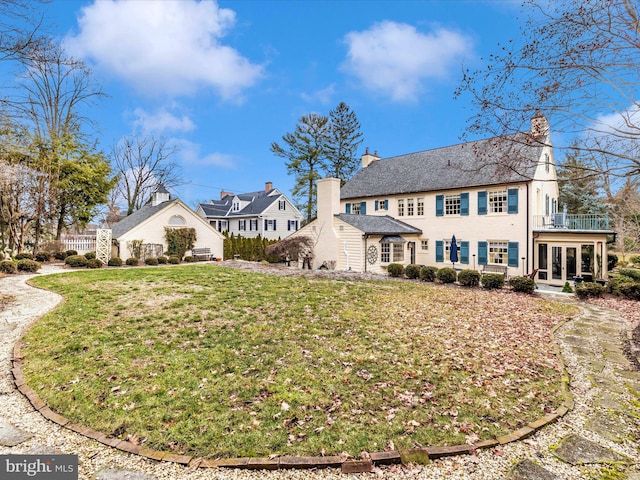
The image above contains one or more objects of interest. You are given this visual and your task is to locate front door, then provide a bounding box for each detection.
[548,245,582,284]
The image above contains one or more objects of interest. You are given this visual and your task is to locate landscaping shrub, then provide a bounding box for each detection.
[575,282,605,299]
[65,250,78,257]
[107,257,123,267]
[419,265,438,282]
[608,253,618,271]
[17,259,40,272]
[84,251,96,260]
[436,267,457,284]
[125,258,139,266]
[15,252,34,260]
[457,269,480,287]
[562,282,573,293]
[481,273,505,289]
[618,282,640,301]
[618,268,640,282]
[54,251,68,261]
[0,260,17,274]
[630,254,640,266]
[509,276,536,294]
[86,258,103,269]
[35,252,50,262]
[607,274,635,295]
[65,255,88,268]
[387,263,404,277]
[168,255,181,264]
[404,264,421,279]
[183,255,195,263]
[145,257,159,266]
[157,256,168,264]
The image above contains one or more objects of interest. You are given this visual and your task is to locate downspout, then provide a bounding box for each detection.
[343,241,350,271]
[526,183,530,274]
[363,234,368,272]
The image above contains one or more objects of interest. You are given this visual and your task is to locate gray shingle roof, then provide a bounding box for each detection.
[111,200,174,238]
[336,214,422,235]
[340,133,544,200]
[198,189,280,218]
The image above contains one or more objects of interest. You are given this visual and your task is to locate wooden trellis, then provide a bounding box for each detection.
[96,229,112,264]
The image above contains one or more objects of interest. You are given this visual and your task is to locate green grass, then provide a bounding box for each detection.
[23,264,578,458]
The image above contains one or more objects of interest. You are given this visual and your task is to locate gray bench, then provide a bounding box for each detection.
[191,247,212,261]
[481,264,508,276]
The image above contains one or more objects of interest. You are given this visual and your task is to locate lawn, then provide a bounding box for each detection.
[22,264,577,458]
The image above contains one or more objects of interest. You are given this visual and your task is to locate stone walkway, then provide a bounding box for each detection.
[0,264,638,479]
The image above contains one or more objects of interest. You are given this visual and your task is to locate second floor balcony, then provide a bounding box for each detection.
[533,214,611,231]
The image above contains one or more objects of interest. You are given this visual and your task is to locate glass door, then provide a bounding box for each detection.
[552,247,562,280]
[566,247,577,279]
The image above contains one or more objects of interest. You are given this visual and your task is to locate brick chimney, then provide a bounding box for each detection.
[220,190,234,199]
[265,181,273,193]
[361,147,381,169]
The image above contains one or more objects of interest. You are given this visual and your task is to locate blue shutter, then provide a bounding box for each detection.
[360,201,366,215]
[374,200,379,211]
[478,241,488,265]
[384,199,388,210]
[478,191,487,215]
[436,195,444,216]
[345,203,351,214]
[460,192,469,216]
[460,241,469,264]
[508,242,519,267]
[436,240,444,262]
[507,188,519,214]
[264,219,268,230]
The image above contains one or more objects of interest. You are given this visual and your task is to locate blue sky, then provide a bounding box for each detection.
[43,0,524,208]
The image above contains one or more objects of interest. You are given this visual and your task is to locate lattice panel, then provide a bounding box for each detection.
[96,229,112,264]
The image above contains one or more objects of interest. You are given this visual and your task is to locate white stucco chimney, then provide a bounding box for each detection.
[317,178,341,224]
[361,147,380,169]
[530,112,550,139]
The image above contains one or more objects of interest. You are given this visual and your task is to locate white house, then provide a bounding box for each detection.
[196,182,304,241]
[111,185,225,261]
[290,114,614,286]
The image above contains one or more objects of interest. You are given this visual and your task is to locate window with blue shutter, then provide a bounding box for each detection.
[508,242,519,267]
[460,241,469,264]
[507,188,519,214]
[436,240,444,262]
[374,200,379,211]
[478,191,487,215]
[460,192,469,216]
[436,195,444,216]
[478,241,488,265]
[360,201,366,215]
[345,203,351,214]
[384,199,389,210]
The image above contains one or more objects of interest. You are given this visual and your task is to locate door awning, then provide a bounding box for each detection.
[379,235,406,243]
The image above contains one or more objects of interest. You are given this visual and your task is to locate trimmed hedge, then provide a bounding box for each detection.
[618,282,640,300]
[65,255,88,268]
[387,263,404,277]
[17,259,40,272]
[35,252,50,262]
[0,260,17,274]
[419,266,438,282]
[436,267,457,284]
[107,257,123,267]
[509,276,536,294]
[168,256,181,264]
[86,258,103,269]
[184,256,195,263]
[15,252,34,260]
[618,268,640,282]
[157,256,168,264]
[65,250,78,257]
[404,264,421,279]
[457,269,480,287]
[145,257,159,266]
[575,282,605,298]
[482,273,505,289]
[125,258,139,266]
[84,251,96,260]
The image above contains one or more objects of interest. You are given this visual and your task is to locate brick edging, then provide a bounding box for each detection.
[11,320,575,471]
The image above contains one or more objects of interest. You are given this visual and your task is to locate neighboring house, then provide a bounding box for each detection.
[110,185,225,261]
[196,182,304,241]
[290,114,614,286]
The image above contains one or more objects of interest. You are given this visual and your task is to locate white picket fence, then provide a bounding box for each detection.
[62,235,96,254]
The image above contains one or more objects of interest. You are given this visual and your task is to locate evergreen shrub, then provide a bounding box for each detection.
[419,266,438,282]
[125,258,139,266]
[0,260,17,274]
[509,276,536,293]
[35,252,50,262]
[482,273,504,289]
[17,259,40,272]
[436,267,457,284]
[107,257,123,267]
[65,255,88,268]
[387,263,404,277]
[84,252,96,260]
[404,264,421,279]
[145,257,159,266]
[168,256,180,264]
[86,258,103,269]
[575,282,605,299]
[457,269,481,287]
[15,252,34,260]
[157,256,168,264]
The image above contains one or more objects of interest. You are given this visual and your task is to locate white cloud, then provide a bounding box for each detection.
[65,0,263,100]
[300,83,336,105]
[132,106,195,134]
[174,138,235,168]
[342,21,473,102]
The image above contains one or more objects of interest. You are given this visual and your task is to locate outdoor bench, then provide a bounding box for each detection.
[191,247,212,261]
[481,264,508,276]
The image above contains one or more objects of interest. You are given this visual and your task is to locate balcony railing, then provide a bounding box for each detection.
[533,214,611,231]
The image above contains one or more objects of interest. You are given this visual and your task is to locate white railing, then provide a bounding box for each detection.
[62,235,96,254]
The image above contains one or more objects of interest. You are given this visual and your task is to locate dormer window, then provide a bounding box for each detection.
[233,202,240,211]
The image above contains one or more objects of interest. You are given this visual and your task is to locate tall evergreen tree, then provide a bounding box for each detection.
[557,151,607,215]
[326,102,364,185]
[270,113,330,223]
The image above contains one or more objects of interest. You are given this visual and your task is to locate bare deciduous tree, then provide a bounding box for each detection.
[111,135,182,215]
